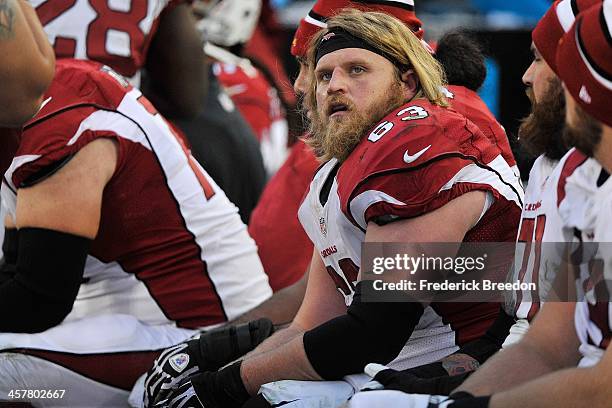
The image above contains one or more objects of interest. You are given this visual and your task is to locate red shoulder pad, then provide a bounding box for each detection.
[9,60,136,189]
[214,62,268,106]
[340,99,501,177]
[336,99,517,229]
[25,59,132,126]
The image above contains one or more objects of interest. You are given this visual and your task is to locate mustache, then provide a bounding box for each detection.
[323,95,354,115]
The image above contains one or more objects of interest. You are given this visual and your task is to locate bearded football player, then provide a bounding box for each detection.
[143,10,522,408]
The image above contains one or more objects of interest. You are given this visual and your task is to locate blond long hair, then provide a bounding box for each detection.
[305,9,449,115]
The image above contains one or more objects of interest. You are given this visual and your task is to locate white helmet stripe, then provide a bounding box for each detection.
[556,0,578,32]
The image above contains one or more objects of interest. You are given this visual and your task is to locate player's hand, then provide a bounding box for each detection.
[144,318,273,406]
[150,362,248,408]
[145,380,204,408]
[151,378,204,408]
[144,340,200,407]
[364,363,425,393]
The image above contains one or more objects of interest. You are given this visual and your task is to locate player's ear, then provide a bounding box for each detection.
[400,68,418,99]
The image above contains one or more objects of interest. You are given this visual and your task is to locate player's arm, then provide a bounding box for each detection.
[0,0,55,126]
[486,343,610,408]
[144,250,344,407]
[143,3,206,120]
[239,250,348,388]
[0,139,117,332]
[456,301,580,396]
[147,250,345,407]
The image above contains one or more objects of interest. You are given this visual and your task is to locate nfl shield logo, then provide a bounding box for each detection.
[322,32,336,42]
[169,353,190,373]
[319,217,327,236]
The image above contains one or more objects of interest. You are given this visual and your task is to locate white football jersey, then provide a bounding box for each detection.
[504,154,572,346]
[556,148,611,366]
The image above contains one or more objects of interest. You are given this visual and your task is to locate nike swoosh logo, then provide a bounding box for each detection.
[403,145,431,164]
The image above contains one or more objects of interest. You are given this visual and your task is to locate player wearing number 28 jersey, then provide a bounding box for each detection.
[0,59,272,406]
[33,0,181,84]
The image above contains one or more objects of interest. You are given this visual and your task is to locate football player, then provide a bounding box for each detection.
[32,0,206,119]
[144,10,522,408]
[351,1,612,406]
[0,59,272,406]
[195,0,289,176]
[249,0,518,294]
[0,0,55,127]
[0,0,207,253]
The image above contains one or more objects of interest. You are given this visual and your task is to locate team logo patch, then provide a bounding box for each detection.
[319,217,327,236]
[169,353,190,373]
[322,32,336,42]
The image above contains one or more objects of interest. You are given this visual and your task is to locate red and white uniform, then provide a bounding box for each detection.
[33,0,180,85]
[248,87,517,295]
[556,148,611,367]
[503,154,567,346]
[298,100,523,369]
[213,61,288,175]
[0,60,271,403]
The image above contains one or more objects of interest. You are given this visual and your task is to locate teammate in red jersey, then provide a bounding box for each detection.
[0,0,55,127]
[144,11,522,408]
[0,0,206,238]
[0,59,272,406]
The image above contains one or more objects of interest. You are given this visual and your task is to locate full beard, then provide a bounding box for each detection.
[562,103,603,158]
[308,81,406,163]
[518,76,568,160]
